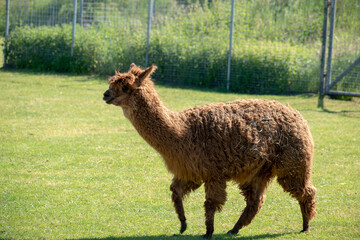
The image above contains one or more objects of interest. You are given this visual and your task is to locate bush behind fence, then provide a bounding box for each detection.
[3,0,360,94]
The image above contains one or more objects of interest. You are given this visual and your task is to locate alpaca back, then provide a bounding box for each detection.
[177,99,313,182]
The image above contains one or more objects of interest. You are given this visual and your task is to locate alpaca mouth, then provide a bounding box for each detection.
[103,97,114,104]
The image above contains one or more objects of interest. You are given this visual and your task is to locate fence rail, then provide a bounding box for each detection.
[2,0,360,96]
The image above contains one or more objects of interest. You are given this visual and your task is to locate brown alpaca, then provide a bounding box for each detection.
[103,64,316,238]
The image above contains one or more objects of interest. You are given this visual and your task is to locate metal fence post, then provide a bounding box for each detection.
[325,0,336,94]
[52,0,55,26]
[319,0,329,96]
[104,0,107,23]
[226,0,235,91]
[317,0,330,108]
[71,0,77,57]
[145,0,154,67]
[3,0,10,68]
[80,0,83,26]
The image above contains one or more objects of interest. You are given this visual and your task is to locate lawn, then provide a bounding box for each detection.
[0,70,359,239]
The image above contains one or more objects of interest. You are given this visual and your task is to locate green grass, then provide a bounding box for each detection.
[0,70,359,239]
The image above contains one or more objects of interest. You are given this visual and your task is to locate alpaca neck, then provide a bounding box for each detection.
[125,88,185,154]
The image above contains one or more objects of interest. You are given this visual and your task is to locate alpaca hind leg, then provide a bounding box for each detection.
[203,180,227,239]
[277,174,317,232]
[228,178,269,235]
[170,178,201,234]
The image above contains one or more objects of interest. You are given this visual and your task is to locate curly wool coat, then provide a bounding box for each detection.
[103,64,316,238]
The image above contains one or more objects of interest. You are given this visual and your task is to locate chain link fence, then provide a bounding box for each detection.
[2,0,360,95]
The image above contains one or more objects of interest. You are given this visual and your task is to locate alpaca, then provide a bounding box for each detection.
[103,64,316,238]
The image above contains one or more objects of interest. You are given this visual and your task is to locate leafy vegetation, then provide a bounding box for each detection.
[0,70,359,239]
[3,0,360,93]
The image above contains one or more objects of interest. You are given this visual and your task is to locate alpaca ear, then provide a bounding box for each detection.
[137,65,157,85]
[129,63,136,69]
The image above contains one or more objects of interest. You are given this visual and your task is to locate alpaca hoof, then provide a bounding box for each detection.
[201,234,212,239]
[300,224,310,233]
[227,229,238,235]
[180,221,187,234]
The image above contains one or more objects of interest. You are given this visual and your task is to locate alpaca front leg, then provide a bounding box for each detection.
[203,180,227,239]
[170,178,201,234]
[203,199,216,238]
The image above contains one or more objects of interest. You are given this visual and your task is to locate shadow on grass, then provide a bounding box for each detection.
[321,108,360,118]
[72,232,292,240]
[317,95,360,118]
[1,67,320,97]
[318,104,360,118]
[0,67,108,84]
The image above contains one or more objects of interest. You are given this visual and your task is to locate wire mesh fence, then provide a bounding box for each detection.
[229,0,323,94]
[327,0,360,95]
[2,0,360,95]
[8,0,73,27]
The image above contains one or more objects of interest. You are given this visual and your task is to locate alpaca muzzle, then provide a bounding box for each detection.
[103,90,114,104]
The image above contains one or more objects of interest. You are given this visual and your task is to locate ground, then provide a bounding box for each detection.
[0,69,359,239]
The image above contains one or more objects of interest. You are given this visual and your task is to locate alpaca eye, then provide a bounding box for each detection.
[122,86,128,92]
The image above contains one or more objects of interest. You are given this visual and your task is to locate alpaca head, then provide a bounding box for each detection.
[103,63,157,107]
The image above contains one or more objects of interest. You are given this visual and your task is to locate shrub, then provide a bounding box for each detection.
[5,25,101,73]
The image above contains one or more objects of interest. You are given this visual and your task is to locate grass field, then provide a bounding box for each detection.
[0,70,359,239]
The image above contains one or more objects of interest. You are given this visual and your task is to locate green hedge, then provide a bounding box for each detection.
[5,25,97,73]
[1,22,322,93]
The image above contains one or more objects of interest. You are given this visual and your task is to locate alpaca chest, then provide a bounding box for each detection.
[160,149,205,183]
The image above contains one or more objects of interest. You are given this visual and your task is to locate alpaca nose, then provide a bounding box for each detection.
[103,90,111,100]
[103,90,110,97]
